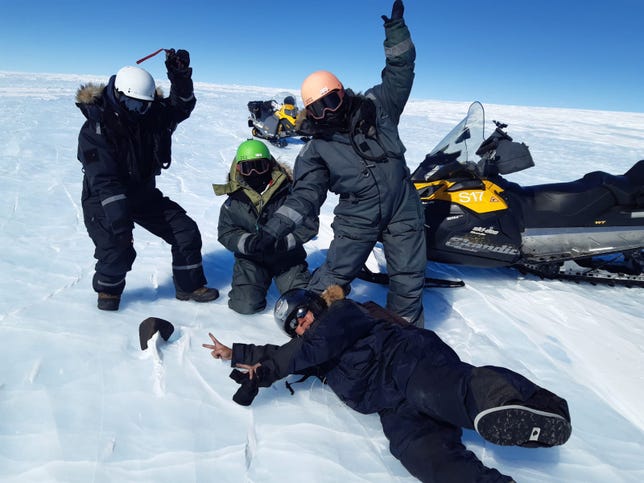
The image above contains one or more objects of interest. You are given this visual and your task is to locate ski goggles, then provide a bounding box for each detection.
[117,92,152,115]
[306,89,345,120]
[286,306,309,334]
[237,158,271,176]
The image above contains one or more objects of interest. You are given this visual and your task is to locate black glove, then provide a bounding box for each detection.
[165,48,192,79]
[381,0,404,23]
[245,230,276,254]
[274,236,290,252]
[229,369,259,406]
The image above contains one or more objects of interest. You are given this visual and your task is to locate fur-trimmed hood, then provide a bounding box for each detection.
[75,82,105,106]
[212,157,294,210]
[75,80,164,106]
[75,75,164,121]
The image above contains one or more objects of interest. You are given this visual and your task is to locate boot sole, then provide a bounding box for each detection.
[97,302,119,311]
[175,290,219,302]
[474,405,572,447]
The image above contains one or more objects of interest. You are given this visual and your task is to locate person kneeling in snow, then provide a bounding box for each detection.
[212,139,318,314]
[203,286,572,482]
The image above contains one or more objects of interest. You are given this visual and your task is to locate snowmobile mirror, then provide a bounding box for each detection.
[139,317,175,350]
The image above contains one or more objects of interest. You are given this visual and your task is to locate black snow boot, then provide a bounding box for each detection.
[474,404,572,448]
[97,292,121,311]
[175,286,219,303]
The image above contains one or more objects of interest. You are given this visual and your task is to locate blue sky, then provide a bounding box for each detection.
[1,0,643,113]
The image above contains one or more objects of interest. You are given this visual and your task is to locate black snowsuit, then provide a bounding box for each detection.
[76,73,207,296]
[213,160,319,314]
[229,295,571,482]
[262,18,427,326]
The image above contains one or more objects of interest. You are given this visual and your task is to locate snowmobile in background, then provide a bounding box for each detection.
[410,101,644,287]
[247,94,307,147]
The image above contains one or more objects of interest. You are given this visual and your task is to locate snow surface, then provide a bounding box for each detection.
[1,71,643,482]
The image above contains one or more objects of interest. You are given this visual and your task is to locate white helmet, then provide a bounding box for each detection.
[114,66,156,101]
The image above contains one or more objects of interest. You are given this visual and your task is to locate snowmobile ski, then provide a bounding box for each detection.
[517,257,644,288]
[357,265,465,288]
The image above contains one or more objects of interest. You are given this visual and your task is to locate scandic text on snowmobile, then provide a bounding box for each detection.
[408,102,644,287]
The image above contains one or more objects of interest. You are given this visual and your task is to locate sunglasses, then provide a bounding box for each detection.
[306,90,345,120]
[286,306,309,333]
[237,158,271,176]
[118,92,152,115]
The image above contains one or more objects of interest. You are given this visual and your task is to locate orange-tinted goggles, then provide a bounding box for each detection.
[306,90,345,120]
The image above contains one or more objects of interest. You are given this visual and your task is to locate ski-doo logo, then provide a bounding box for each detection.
[471,226,499,236]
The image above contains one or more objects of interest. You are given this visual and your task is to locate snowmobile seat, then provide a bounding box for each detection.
[583,168,643,207]
[516,176,617,227]
[499,165,643,228]
[624,160,644,206]
[625,159,644,185]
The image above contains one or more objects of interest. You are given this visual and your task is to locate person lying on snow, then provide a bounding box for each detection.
[202,286,572,482]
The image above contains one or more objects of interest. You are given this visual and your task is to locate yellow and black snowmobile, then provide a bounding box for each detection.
[412,102,644,287]
[247,94,303,148]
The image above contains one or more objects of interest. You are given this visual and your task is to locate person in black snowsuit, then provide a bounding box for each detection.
[75,50,219,310]
[245,0,427,327]
[203,286,572,482]
[213,139,319,314]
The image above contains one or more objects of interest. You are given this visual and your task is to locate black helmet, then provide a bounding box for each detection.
[274,289,325,337]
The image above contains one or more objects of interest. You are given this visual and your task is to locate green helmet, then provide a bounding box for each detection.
[235,139,271,162]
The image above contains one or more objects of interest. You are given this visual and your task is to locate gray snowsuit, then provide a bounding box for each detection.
[213,159,319,314]
[262,18,427,326]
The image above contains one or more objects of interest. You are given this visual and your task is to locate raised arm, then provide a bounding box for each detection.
[369,0,416,124]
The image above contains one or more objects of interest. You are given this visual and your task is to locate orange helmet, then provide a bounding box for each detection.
[301,70,344,107]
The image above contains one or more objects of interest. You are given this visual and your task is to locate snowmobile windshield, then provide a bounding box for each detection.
[411,102,486,181]
[429,101,485,163]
